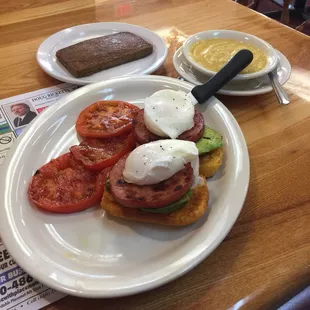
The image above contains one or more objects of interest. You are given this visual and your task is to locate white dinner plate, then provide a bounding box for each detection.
[36,23,168,85]
[0,76,249,298]
[173,47,291,96]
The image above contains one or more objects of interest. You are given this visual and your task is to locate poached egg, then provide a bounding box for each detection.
[123,140,201,188]
[144,90,195,139]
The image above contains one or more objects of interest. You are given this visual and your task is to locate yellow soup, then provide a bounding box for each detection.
[189,38,268,74]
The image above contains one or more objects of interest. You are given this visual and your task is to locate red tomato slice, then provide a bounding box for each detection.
[75,100,140,138]
[28,153,110,214]
[70,133,135,171]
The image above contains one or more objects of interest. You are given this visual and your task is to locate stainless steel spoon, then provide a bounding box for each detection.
[268,72,290,105]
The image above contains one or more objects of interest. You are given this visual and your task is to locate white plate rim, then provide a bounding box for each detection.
[36,22,168,85]
[0,75,249,298]
[173,47,291,96]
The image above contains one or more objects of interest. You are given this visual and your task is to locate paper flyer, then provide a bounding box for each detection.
[0,83,79,309]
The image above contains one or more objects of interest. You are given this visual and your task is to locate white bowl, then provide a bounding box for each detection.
[183,30,279,81]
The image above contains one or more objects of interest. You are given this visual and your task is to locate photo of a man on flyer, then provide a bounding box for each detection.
[10,103,37,127]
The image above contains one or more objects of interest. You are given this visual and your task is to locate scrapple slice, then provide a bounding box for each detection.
[56,32,153,77]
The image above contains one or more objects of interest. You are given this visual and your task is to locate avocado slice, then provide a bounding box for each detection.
[106,179,111,192]
[196,127,222,155]
[140,190,193,214]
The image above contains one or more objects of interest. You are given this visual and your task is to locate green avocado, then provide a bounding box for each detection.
[106,179,110,192]
[140,190,193,214]
[196,127,223,155]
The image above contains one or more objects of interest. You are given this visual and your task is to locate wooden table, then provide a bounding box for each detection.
[1,0,310,309]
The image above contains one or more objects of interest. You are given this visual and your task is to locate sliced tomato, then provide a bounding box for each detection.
[70,133,136,171]
[75,100,140,138]
[28,153,110,214]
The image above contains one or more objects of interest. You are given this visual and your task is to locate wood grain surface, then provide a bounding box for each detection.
[1,0,310,309]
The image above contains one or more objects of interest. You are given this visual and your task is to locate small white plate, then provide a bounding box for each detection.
[0,76,249,298]
[173,47,291,96]
[36,23,168,85]
[182,30,278,81]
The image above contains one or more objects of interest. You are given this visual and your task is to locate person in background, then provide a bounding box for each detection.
[11,103,37,127]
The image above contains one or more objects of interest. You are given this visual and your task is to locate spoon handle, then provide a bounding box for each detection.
[191,49,253,104]
[268,72,290,105]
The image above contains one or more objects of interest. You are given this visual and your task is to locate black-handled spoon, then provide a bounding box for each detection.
[189,49,254,104]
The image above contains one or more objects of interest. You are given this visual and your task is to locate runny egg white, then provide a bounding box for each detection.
[123,140,201,188]
[144,89,195,139]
